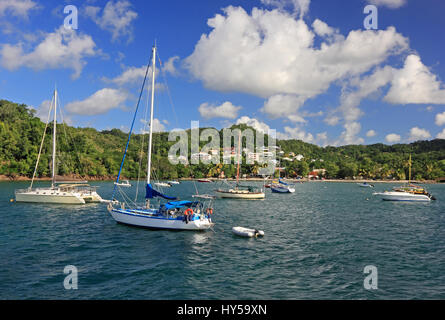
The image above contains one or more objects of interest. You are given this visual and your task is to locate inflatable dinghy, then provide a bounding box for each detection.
[232,226,265,238]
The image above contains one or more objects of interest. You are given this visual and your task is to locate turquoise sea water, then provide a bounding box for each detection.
[0,181,444,299]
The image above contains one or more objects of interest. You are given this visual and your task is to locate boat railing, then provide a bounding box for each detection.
[15,187,56,194]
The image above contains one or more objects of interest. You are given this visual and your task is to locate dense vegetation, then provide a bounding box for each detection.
[1,99,444,181]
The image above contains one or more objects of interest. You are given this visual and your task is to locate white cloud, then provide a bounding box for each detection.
[144,118,166,133]
[384,55,445,104]
[65,88,128,115]
[366,129,377,137]
[336,122,364,146]
[437,129,445,139]
[408,127,431,141]
[435,112,445,126]
[105,65,147,86]
[0,0,38,18]
[236,116,271,133]
[278,125,314,143]
[324,115,340,126]
[385,133,401,143]
[85,0,138,42]
[0,26,98,78]
[311,18,342,43]
[32,99,51,122]
[185,6,408,119]
[260,0,311,18]
[199,101,242,119]
[261,94,307,122]
[337,66,394,123]
[367,0,406,9]
[162,56,180,75]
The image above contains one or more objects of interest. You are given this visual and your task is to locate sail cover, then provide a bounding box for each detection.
[279,178,288,185]
[162,200,199,210]
[145,183,177,200]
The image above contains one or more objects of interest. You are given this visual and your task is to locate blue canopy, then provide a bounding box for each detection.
[145,183,177,200]
[161,200,197,210]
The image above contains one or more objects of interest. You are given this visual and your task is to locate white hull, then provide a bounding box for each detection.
[270,186,295,193]
[155,182,171,187]
[110,208,214,230]
[216,190,265,199]
[15,190,85,204]
[81,191,103,203]
[373,191,431,202]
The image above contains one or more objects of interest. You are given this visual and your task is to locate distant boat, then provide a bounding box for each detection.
[167,180,180,185]
[373,186,434,201]
[357,182,374,188]
[107,45,214,231]
[14,88,102,204]
[155,182,172,187]
[197,179,212,183]
[215,132,265,199]
[270,178,295,193]
[114,180,131,187]
[373,155,436,202]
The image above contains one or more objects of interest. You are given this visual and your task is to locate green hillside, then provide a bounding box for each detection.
[1,99,444,181]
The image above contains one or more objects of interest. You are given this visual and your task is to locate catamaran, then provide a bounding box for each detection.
[373,155,436,202]
[215,132,265,199]
[15,88,102,204]
[107,45,214,230]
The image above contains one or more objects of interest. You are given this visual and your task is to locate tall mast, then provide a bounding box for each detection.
[408,154,412,184]
[147,45,156,185]
[236,131,241,186]
[52,88,57,188]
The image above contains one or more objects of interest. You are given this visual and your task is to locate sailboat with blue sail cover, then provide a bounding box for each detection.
[107,45,214,231]
[270,178,295,193]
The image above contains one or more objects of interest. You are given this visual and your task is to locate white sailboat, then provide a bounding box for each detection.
[373,155,436,202]
[107,45,214,231]
[15,88,102,204]
[215,132,265,199]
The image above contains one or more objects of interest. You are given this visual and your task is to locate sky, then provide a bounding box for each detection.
[0,0,445,146]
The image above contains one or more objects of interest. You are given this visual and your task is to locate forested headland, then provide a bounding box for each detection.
[1,99,444,182]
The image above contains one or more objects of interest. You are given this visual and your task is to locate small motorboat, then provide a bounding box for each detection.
[232,226,265,238]
[168,180,180,185]
[197,179,212,183]
[154,182,172,187]
[373,184,435,202]
[357,182,374,188]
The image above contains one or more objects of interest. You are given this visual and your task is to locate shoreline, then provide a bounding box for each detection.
[1,175,440,184]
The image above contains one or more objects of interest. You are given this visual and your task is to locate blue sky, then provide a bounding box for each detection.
[1,0,445,146]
